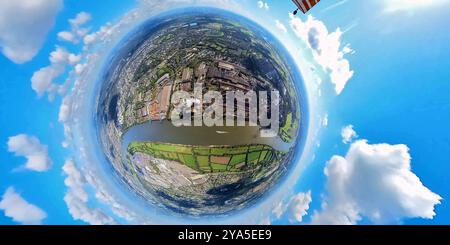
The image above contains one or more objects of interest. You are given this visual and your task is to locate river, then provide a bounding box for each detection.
[122,120,293,152]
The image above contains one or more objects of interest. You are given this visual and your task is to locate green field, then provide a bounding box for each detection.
[128,142,278,173]
[280,112,299,143]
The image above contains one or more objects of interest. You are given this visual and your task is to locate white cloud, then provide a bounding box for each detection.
[84,171,137,222]
[69,12,91,26]
[57,31,76,43]
[58,12,92,44]
[31,65,64,99]
[74,63,87,74]
[287,191,312,223]
[59,95,74,148]
[59,93,75,148]
[0,187,47,224]
[79,22,115,48]
[384,0,450,13]
[32,12,89,100]
[7,134,52,172]
[312,138,442,224]
[83,33,98,46]
[82,22,120,48]
[272,202,284,219]
[322,114,329,127]
[62,159,116,225]
[273,191,312,223]
[275,20,287,34]
[289,15,354,94]
[257,1,269,10]
[31,46,80,100]
[0,0,63,63]
[341,124,357,144]
[59,96,72,123]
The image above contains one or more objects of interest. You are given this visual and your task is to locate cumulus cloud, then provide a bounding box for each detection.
[31,12,89,101]
[257,1,269,10]
[286,191,312,223]
[84,171,137,222]
[289,14,354,94]
[322,114,329,127]
[31,46,80,100]
[275,20,287,34]
[57,31,76,43]
[58,12,92,44]
[59,96,72,123]
[0,187,47,224]
[341,124,357,144]
[79,22,116,48]
[70,11,91,26]
[63,159,116,225]
[0,0,63,63]
[383,0,450,13]
[7,134,52,172]
[59,96,74,148]
[312,138,442,224]
[273,191,312,223]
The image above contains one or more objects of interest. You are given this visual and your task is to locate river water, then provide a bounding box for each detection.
[122,120,293,152]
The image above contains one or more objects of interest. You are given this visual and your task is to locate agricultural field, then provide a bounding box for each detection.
[280,112,299,143]
[128,142,277,173]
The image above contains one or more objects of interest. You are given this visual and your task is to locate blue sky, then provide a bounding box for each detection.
[0,0,449,225]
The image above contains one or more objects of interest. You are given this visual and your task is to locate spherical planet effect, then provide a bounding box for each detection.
[96,9,305,216]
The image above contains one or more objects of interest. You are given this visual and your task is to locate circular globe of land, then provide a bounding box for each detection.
[96,10,303,216]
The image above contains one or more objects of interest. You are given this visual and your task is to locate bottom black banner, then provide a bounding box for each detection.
[0,225,448,243]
